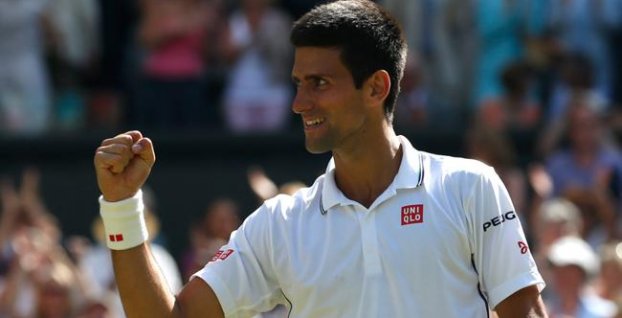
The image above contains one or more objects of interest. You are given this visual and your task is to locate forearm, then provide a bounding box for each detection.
[112,243,181,318]
[95,132,223,317]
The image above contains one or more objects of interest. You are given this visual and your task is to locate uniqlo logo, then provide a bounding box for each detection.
[210,249,235,262]
[109,234,124,242]
[401,204,424,225]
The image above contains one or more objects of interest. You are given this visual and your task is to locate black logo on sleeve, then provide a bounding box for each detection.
[482,211,516,232]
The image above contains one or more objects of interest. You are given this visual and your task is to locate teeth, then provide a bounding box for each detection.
[305,118,324,126]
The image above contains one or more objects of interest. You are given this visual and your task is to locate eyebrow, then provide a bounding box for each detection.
[291,74,330,83]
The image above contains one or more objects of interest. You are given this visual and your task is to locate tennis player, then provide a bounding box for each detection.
[94,0,547,317]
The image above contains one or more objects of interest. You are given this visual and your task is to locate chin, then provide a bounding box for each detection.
[305,140,332,154]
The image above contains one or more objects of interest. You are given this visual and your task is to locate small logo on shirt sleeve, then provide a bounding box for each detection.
[401,204,424,225]
[210,249,235,262]
[518,241,529,254]
[482,211,517,232]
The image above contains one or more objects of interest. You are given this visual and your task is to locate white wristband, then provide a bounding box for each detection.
[99,190,149,250]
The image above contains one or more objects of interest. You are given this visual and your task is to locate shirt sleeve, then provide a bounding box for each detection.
[192,205,284,318]
[465,166,545,309]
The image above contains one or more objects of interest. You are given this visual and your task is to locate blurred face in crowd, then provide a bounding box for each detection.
[204,200,240,241]
[551,264,585,299]
[292,47,370,154]
[568,105,601,153]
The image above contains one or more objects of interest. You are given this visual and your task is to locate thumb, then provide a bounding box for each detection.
[132,137,156,167]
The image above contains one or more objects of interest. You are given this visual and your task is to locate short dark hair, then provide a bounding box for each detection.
[290,0,407,122]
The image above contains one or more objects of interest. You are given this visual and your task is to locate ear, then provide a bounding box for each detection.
[365,70,391,107]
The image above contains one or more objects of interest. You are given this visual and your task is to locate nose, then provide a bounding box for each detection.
[291,88,312,114]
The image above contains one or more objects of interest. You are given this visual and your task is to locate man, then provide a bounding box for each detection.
[93,1,548,317]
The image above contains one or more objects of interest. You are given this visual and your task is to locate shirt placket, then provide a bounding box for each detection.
[358,209,383,276]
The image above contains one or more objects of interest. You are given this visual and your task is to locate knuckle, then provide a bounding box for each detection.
[115,143,130,153]
[119,135,133,144]
[113,134,132,144]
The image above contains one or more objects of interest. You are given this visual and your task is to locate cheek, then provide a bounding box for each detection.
[333,95,367,122]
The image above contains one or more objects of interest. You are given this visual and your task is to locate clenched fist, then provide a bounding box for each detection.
[94,131,155,202]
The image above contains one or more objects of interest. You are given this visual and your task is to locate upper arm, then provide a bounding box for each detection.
[465,165,545,307]
[175,278,225,318]
[494,285,548,318]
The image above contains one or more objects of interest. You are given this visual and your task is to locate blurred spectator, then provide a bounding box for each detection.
[536,99,622,244]
[382,0,475,129]
[595,241,622,302]
[1,229,89,318]
[33,257,83,318]
[43,0,100,131]
[221,0,293,133]
[546,0,614,102]
[474,0,544,108]
[545,236,617,317]
[180,198,240,281]
[533,198,583,255]
[477,61,541,134]
[80,186,182,317]
[95,0,138,92]
[531,198,583,300]
[0,169,61,268]
[87,0,139,130]
[565,189,619,254]
[393,51,429,131]
[0,0,52,135]
[547,53,609,124]
[0,169,92,317]
[247,166,306,202]
[132,0,220,130]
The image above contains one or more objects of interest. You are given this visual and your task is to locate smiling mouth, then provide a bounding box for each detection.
[304,118,325,128]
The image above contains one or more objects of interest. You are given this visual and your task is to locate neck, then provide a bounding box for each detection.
[332,124,402,208]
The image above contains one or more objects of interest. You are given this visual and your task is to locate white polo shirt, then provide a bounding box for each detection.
[194,136,545,317]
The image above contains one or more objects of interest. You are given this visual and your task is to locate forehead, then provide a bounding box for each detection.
[292,47,349,78]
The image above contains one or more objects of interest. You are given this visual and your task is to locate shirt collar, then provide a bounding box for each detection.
[320,135,425,213]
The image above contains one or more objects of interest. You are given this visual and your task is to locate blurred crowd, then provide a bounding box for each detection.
[2,0,622,317]
[0,167,295,317]
[0,0,315,135]
[0,0,621,137]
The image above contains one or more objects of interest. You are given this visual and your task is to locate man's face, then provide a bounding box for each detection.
[291,47,368,154]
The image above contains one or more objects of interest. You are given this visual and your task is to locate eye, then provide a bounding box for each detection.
[314,78,328,88]
[292,78,301,88]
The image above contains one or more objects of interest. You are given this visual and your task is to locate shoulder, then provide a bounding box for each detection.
[421,151,496,185]
[419,152,507,206]
[246,174,325,224]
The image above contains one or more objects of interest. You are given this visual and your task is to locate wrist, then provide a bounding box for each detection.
[102,191,139,203]
[99,190,149,250]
